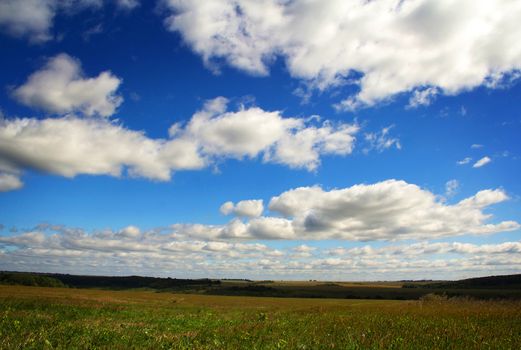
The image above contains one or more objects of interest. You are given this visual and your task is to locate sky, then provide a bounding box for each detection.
[0,0,520,281]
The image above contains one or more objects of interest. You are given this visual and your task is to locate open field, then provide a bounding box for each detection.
[1,285,521,349]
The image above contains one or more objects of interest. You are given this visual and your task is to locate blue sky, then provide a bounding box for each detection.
[0,0,520,280]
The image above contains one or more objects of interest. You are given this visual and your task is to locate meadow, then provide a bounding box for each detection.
[1,285,520,349]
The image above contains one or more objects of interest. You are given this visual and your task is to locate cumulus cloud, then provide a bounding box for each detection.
[186,98,358,170]
[0,172,23,192]
[153,180,520,242]
[13,54,123,117]
[119,225,141,238]
[0,0,102,43]
[220,200,264,218]
[1,224,521,279]
[0,97,357,189]
[0,116,204,181]
[0,0,55,42]
[266,180,518,241]
[328,241,521,258]
[163,0,521,109]
[473,156,492,168]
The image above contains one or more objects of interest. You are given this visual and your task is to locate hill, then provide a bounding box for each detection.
[407,274,521,289]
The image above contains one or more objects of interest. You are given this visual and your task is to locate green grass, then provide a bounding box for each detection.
[1,285,520,349]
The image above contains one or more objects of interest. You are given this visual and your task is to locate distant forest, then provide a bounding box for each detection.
[2,271,520,300]
[0,271,219,290]
[403,274,521,289]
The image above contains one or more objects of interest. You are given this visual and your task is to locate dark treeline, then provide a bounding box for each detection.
[0,271,220,290]
[0,272,66,288]
[403,274,521,290]
[2,271,520,300]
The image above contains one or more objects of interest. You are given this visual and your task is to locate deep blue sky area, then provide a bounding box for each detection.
[0,0,520,280]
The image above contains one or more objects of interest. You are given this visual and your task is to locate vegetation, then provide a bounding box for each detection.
[0,272,66,288]
[209,280,521,300]
[3,272,521,301]
[1,285,520,349]
[0,271,219,291]
[417,274,521,290]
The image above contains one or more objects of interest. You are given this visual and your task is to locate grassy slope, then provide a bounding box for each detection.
[1,285,521,349]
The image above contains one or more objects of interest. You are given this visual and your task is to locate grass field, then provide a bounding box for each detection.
[1,285,521,349]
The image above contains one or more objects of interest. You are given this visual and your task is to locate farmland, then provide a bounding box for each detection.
[1,285,521,349]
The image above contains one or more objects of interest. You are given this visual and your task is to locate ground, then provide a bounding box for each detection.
[1,285,520,349]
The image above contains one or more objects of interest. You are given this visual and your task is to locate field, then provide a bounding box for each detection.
[1,285,521,349]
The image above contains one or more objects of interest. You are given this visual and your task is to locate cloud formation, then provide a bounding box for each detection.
[473,156,492,168]
[0,116,204,181]
[445,179,459,197]
[142,180,518,242]
[457,157,472,165]
[116,0,139,10]
[265,180,518,241]
[0,0,102,43]
[187,98,358,170]
[0,97,358,189]
[0,0,140,43]
[363,125,401,154]
[13,54,123,117]
[0,172,23,192]
[0,0,55,43]
[220,200,264,218]
[163,0,521,109]
[407,87,439,108]
[1,224,520,280]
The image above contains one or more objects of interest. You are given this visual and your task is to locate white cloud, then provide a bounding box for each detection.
[0,97,357,190]
[247,217,295,239]
[13,54,123,117]
[293,244,316,253]
[363,125,401,153]
[457,189,507,209]
[119,225,141,238]
[0,116,204,181]
[0,0,102,43]
[445,179,459,197]
[161,180,519,242]
[0,172,23,192]
[457,157,472,165]
[473,156,492,168]
[186,97,297,158]
[266,180,518,241]
[163,0,521,109]
[116,0,139,10]
[328,241,521,258]
[220,200,264,218]
[471,144,484,149]
[407,87,439,108]
[0,0,54,43]
[185,98,358,170]
[1,224,521,280]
